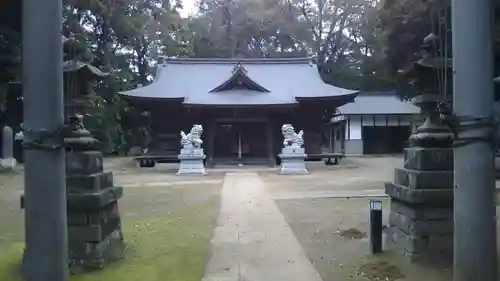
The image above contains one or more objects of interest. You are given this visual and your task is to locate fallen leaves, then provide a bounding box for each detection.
[335,228,367,240]
[356,260,405,281]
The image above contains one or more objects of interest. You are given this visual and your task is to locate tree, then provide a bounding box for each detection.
[61,0,193,153]
[378,0,450,77]
[0,0,406,153]
[191,0,311,58]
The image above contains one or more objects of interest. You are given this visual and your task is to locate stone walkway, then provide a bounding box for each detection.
[202,172,323,281]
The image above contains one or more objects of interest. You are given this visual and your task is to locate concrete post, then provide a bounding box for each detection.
[2,126,13,159]
[21,0,68,280]
[452,0,497,280]
[266,120,275,167]
[1,126,16,169]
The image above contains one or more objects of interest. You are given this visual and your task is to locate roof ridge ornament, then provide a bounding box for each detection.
[210,62,269,92]
[232,62,248,74]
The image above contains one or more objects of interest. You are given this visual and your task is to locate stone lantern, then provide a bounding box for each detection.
[384,33,455,264]
[403,33,454,147]
[61,37,125,273]
[63,36,108,119]
[21,36,125,274]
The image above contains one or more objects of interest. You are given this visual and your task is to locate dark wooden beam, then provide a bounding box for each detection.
[347,117,351,139]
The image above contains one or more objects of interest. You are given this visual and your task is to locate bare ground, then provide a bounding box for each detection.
[262,156,500,281]
[1,156,500,281]
[275,197,453,281]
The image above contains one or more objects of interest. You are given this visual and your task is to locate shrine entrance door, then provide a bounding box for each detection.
[213,119,270,165]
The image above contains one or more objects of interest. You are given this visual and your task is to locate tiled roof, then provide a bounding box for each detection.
[119,57,358,105]
[339,92,420,115]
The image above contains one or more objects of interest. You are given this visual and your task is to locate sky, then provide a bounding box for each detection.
[179,0,198,18]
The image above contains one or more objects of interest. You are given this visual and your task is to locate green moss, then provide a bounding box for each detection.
[0,245,23,280]
[0,200,218,281]
[0,169,20,175]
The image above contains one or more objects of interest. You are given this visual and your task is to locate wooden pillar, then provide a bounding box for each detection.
[206,121,216,167]
[341,122,346,151]
[329,124,333,152]
[266,120,275,167]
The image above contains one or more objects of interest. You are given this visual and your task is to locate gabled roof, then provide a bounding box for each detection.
[119,57,358,106]
[338,92,420,115]
[210,63,270,92]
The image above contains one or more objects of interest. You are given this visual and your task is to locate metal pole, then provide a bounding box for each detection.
[452,0,497,280]
[22,0,68,280]
[238,130,242,160]
[369,200,383,254]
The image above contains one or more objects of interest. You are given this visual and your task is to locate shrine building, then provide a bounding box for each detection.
[119,57,358,166]
[331,92,420,155]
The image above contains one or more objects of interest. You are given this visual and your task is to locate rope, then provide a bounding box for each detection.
[433,8,496,149]
[428,8,497,150]
[65,33,80,120]
[429,13,443,99]
[23,126,66,150]
[438,103,498,148]
[442,7,449,101]
[429,7,451,101]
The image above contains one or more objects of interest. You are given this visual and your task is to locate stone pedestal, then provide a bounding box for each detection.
[1,157,16,169]
[65,150,125,272]
[20,149,126,273]
[1,126,16,169]
[177,148,207,175]
[385,147,454,264]
[278,146,308,175]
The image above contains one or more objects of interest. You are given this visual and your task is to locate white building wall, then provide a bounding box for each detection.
[346,115,414,140]
[344,114,417,154]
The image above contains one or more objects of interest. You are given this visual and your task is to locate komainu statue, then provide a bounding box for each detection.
[180,124,204,149]
[178,124,206,176]
[281,124,304,148]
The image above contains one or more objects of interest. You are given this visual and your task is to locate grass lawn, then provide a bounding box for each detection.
[0,180,222,281]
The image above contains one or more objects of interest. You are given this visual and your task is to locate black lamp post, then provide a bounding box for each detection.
[369,199,383,254]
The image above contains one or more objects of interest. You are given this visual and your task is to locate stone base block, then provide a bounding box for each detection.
[20,186,123,211]
[68,228,125,273]
[180,148,205,156]
[385,183,453,206]
[177,155,207,176]
[1,157,16,169]
[282,146,305,154]
[386,227,452,264]
[22,145,125,276]
[386,200,453,264]
[394,168,453,190]
[67,185,123,210]
[66,199,124,273]
[404,147,453,171]
[68,201,119,226]
[386,145,454,264]
[21,223,125,275]
[66,151,103,175]
[66,171,114,192]
[279,154,308,175]
[389,201,453,235]
[68,214,121,243]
